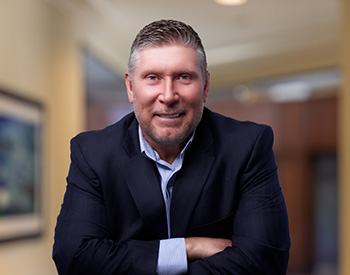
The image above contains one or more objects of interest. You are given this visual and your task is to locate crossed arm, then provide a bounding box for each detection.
[185,237,232,262]
[53,126,290,274]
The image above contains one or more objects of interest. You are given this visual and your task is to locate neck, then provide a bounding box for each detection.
[139,126,193,164]
[150,142,185,164]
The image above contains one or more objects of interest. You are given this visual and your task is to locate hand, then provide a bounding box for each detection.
[185,237,232,262]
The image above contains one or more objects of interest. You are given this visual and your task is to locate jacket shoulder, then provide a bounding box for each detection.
[69,112,137,163]
[203,108,271,138]
[73,112,135,145]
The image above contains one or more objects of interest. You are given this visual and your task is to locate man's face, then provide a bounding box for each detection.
[125,44,210,148]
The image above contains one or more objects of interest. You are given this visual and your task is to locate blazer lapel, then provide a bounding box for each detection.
[170,116,215,237]
[122,119,168,239]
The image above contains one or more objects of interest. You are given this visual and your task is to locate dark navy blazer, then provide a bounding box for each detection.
[53,107,290,274]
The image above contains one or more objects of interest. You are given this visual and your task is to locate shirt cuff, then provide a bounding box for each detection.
[157,238,188,275]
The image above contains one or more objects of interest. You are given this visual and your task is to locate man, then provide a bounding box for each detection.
[53,19,290,274]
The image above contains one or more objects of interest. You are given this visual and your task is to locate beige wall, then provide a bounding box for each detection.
[339,1,350,274]
[0,0,84,274]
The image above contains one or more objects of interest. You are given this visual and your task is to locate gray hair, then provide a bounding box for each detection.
[127,19,207,83]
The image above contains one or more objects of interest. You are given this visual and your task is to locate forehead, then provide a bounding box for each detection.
[136,45,200,72]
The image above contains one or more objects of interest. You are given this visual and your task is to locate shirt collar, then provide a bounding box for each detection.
[138,125,195,164]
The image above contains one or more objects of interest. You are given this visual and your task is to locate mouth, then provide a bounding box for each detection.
[158,113,181,119]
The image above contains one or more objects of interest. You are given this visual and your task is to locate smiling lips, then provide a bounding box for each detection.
[158,113,181,118]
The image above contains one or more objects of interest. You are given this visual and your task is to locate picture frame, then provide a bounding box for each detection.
[0,89,43,241]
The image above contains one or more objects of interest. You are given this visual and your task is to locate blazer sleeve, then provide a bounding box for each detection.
[52,137,159,275]
[187,126,290,275]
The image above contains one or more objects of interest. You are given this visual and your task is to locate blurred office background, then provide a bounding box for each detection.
[0,0,349,274]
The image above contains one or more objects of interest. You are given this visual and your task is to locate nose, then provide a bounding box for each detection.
[158,78,179,105]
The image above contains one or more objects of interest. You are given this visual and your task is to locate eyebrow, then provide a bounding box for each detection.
[140,69,200,78]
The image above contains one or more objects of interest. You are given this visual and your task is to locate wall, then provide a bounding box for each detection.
[0,0,84,274]
[339,0,350,274]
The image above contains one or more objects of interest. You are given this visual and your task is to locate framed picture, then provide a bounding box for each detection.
[0,90,43,241]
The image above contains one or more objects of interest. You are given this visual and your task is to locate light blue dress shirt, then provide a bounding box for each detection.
[139,126,195,275]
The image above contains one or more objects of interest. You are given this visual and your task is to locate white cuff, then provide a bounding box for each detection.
[157,238,188,275]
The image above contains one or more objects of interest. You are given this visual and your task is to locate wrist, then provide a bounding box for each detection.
[185,237,202,262]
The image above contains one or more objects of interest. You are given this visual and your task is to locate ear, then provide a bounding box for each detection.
[203,71,210,103]
[125,72,134,104]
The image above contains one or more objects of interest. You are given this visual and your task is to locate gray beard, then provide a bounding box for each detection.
[134,109,203,146]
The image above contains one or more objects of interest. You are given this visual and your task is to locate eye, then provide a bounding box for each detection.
[144,74,161,84]
[147,75,158,81]
[177,74,192,82]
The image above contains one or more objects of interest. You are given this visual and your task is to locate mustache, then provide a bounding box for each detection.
[152,107,186,114]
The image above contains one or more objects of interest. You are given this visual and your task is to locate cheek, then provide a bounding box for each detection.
[132,86,155,106]
[133,97,160,118]
[184,90,206,106]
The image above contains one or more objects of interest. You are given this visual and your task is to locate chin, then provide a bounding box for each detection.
[154,130,192,146]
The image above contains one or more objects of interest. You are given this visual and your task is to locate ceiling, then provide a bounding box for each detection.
[48,0,341,87]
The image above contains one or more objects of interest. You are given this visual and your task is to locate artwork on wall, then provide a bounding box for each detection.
[0,90,43,241]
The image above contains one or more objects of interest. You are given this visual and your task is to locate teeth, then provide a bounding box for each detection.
[160,114,180,118]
